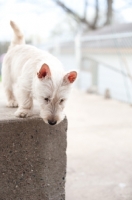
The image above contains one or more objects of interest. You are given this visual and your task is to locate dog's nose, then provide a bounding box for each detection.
[48,120,57,125]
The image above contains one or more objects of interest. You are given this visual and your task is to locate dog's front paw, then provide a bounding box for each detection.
[15,108,33,118]
[7,100,18,108]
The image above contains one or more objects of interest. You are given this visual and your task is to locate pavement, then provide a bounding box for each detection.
[1,84,132,200]
[65,89,132,200]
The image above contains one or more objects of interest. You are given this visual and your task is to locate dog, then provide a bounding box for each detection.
[2,21,77,125]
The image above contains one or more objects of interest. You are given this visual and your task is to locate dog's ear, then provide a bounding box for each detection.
[37,63,51,79]
[63,71,77,84]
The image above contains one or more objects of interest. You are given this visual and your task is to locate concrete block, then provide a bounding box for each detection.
[0,100,67,200]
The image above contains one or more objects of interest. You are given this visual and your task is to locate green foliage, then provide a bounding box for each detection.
[0,41,10,55]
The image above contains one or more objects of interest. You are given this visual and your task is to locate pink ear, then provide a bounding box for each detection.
[37,64,51,79]
[63,71,77,84]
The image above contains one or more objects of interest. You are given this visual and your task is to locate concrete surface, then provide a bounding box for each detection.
[1,84,132,200]
[0,86,67,200]
[65,90,132,200]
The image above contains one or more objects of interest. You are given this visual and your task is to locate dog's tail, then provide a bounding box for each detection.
[10,20,25,48]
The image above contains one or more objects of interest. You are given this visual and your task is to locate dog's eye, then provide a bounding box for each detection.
[44,98,49,102]
[60,99,64,104]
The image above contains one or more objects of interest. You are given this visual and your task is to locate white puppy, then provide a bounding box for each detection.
[2,21,77,125]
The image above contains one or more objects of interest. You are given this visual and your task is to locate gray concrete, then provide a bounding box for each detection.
[0,87,67,200]
[65,90,132,200]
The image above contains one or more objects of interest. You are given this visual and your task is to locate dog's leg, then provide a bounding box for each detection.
[4,87,18,108]
[15,88,33,118]
[2,61,18,107]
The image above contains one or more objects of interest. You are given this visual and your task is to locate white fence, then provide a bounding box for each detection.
[44,32,132,103]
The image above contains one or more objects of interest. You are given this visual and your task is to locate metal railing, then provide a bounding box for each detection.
[43,31,132,103]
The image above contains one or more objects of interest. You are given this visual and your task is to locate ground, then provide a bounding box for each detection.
[65,89,132,200]
[1,83,132,200]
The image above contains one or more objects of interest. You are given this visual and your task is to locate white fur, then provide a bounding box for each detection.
[2,21,77,125]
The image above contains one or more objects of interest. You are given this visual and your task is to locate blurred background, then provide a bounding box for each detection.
[0,0,132,102]
[0,0,132,200]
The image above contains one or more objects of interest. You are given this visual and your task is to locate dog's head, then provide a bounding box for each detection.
[35,63,77,125]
